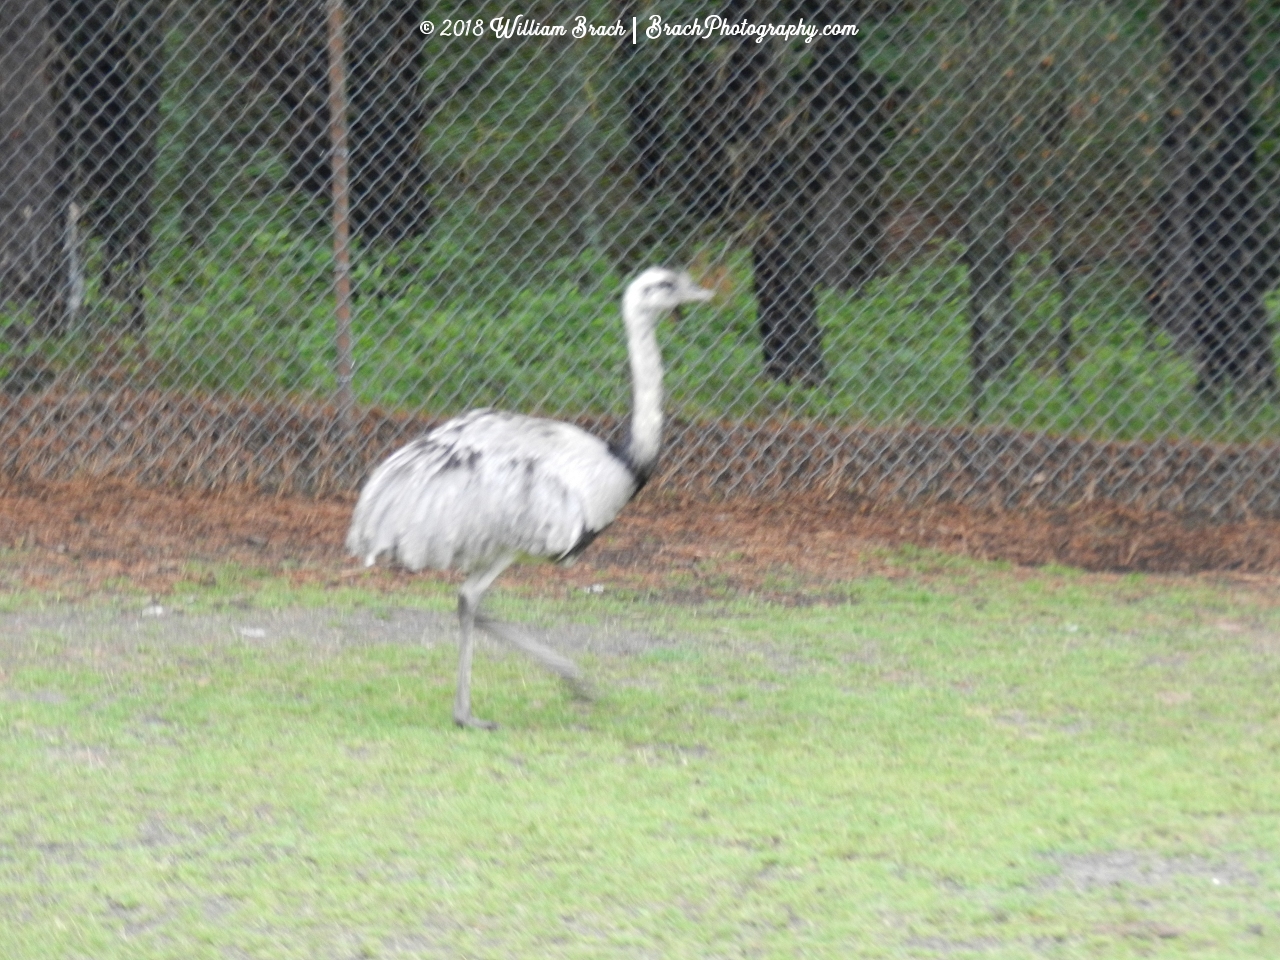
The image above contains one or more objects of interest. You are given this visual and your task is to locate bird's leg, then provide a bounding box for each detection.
[453,600,493,730]
[453,554,513,730]
[474,615,595,702]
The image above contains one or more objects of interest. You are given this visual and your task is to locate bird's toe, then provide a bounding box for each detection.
[564,675,597,702]
[453,713,499,731]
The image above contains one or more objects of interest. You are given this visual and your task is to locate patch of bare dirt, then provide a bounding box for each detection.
[1036,851,1257,892]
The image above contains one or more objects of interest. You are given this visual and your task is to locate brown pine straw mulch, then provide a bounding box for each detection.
[2,476,1280,602]
[5,387,1280,519]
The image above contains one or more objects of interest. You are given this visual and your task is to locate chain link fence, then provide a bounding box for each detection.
[3,0,1280,516]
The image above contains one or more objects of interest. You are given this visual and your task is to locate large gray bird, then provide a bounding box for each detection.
[347,267,714,728]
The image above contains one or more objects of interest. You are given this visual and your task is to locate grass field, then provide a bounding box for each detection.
[1,555,1278,958]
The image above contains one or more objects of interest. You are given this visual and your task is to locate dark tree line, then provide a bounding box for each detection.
[1,0,160,337]
[230,0,431,244]
[52,0,163,334]
[6,0,1279,412]
[1,0,67,335]
[617,0,1280,405]
[619,0,896,385]
[0,0,432,342]
[1148,0,1278,402]
[963,0,1280,409]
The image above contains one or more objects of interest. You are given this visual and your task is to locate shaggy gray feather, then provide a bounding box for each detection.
[347,409,636,572]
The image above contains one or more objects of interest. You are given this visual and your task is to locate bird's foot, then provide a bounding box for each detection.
[453,712,499,731]
[564,674,596,702]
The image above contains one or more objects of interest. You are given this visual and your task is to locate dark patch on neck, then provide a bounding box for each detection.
[608,438,656,491]
[629,461,654,491]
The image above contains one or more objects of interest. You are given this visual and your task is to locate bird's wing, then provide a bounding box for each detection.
[346,410,637,572]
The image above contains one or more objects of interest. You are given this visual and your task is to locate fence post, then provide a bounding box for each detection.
[327,0,355,434]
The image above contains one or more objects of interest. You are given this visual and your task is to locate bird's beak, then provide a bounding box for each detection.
[679,272,716,304]
[666,271,714,323]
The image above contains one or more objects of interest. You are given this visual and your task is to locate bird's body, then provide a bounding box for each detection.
[347,408,636,573]
[347,267,714,728]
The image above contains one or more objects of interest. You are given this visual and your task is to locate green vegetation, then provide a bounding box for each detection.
[2,559,1278,956]
[148,232,1280,442]
[5,0,1280,444]
[15,213,1280,445]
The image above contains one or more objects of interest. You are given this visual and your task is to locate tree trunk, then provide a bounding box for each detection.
[746,1,858,385]
[50,0,162,334]
[1149,0,1275,400]
[812,0,909,291]
[753,200,826,383]
[623,0,883,382]
[616,1,667,194]
[687,0,771,221]
[232,0,431,243]
[346,0,431,241]
[1042,88,1077,388]
[962,0,1017,414]
[0,0,69,336]
[963,139,1017,407]
[229,0,330,195]
[811,69,891,293]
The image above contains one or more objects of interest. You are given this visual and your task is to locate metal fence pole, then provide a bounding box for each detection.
[327,0,354,429]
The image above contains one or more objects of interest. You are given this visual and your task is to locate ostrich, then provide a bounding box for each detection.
[347,267,714,728]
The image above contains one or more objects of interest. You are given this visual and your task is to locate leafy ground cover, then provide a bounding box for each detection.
[1,551,1278,958]
[136,232,1280,443]
[9,1,1280,448]
[10,202,1280,446]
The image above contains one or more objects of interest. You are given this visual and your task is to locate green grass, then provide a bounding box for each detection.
[2,560,1279,956]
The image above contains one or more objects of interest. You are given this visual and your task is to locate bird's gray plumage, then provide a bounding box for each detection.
[346,408,637,572]
[345,266,714,729]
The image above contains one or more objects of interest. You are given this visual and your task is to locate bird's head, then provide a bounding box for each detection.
[623,267,714,328]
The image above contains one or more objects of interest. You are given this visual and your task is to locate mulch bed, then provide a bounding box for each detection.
[4,388,1280,519]
[2,477,1279,602]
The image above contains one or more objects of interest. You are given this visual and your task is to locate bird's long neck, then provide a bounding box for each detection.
[624,313,663,485]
